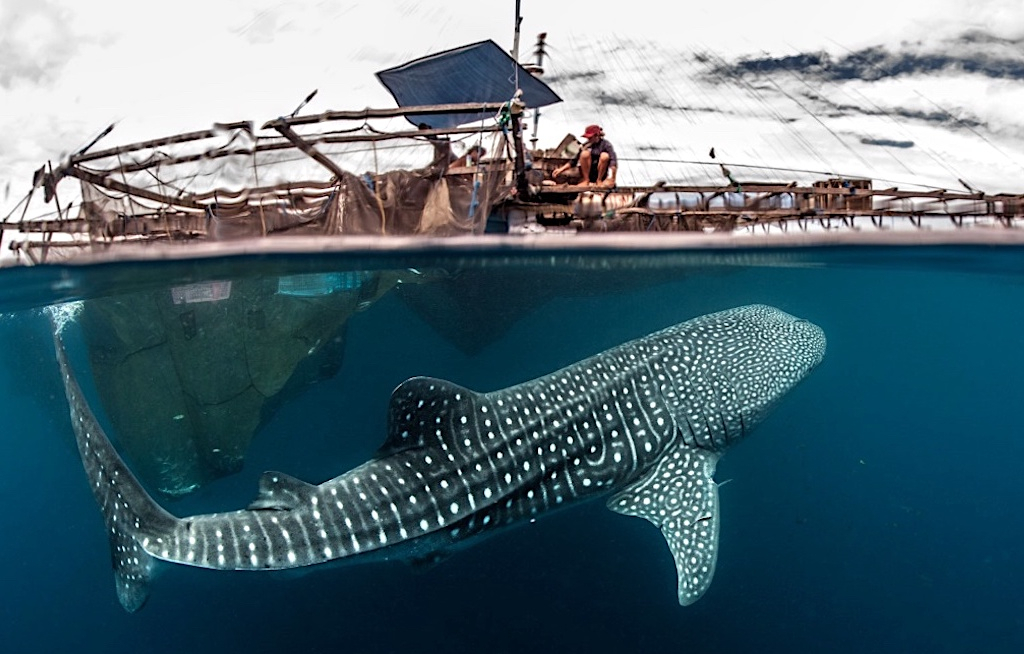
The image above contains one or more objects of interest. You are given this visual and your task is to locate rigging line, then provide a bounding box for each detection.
[912,90,1024,174]
[12,206,63,222]
[767,44,918,178]
[825,36,1024,176]
[701,48,828,167]
[141,167,191,197]
[114,152,141,216]
[611,36,665,184]
[168,156,209,198]
[2,190,32,223]
[637,43,715,183]
[115,131,481,192]
[844,84,965,183]
[700,49,832,172]
[623,37,661,124]
[701,48,815,167]
[781,39,968,184]
[590,36,684,183]
[759,73,876,173]
[137,142,429,189]
[688,44,791,172]
[676,51,712,129]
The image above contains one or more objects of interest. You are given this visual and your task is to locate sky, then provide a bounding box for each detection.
[3,0,1024,222]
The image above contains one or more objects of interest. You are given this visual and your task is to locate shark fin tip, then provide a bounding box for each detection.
[249,471,315,510]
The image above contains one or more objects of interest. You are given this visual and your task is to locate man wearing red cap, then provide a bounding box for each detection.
[552,124,617,187]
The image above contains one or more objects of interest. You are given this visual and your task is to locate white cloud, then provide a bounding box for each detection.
[0,0,79,88]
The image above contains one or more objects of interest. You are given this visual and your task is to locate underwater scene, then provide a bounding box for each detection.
[1,244,1023,653]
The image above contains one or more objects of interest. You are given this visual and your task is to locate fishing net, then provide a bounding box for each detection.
[70,119,513,242]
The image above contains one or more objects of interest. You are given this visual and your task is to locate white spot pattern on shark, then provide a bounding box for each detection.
[53,304,825,612]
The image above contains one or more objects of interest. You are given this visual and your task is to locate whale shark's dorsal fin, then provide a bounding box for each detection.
[379,376,478,457]
[608,445,722,606]
[248,472,317,511]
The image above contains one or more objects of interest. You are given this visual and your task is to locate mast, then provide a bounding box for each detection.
[510,1,531,199]
[511,1,523,62]
[528,32,547,149]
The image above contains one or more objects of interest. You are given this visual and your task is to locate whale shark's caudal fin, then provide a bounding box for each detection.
[53,331,179,612]
[608,444,722,606]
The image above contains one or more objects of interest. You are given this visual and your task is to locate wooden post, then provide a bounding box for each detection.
[509,102,530,200]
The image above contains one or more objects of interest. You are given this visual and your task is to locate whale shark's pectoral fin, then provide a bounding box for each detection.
[608,445,722,606]
[247,471,316,511]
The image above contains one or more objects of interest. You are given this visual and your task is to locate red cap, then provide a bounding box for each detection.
[582,124,602,139]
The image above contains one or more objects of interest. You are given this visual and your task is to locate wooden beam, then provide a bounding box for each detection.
[318,123,504,145]
[540,184,1023,202]
[264,102,509,129]
[110,124,504,175]
[270,123,347,180]
[70,121,253,164]
[65,166,203,210]
[112,141,294,175]
[11,219,91,233]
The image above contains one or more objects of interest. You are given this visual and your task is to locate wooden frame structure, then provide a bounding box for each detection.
[5,98,1024,264]
[515,181,1024,233]
[2,102,517,254]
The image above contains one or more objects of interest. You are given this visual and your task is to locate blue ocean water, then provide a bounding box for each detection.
[1,245,1023,653]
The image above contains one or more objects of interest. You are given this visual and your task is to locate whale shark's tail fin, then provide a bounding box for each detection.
[53,330,179,612]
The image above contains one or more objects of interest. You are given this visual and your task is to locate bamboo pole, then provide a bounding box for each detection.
[269,123,347,180]
[65,166,202,210]
[110,124,504,175]
[263,102,508,129]
[71,121,253,164]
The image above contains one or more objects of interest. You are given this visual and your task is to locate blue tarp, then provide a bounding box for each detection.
[375,40,562,129]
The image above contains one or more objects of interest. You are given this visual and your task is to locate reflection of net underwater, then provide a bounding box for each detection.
[78,272,402,497]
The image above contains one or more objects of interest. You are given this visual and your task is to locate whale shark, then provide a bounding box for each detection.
[54,304,825,612]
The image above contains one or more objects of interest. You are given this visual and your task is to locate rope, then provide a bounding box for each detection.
[466,117,487,220]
